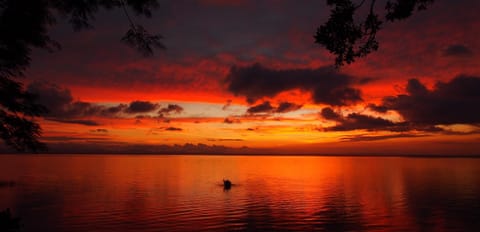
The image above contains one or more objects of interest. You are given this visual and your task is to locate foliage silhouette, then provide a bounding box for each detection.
[0,0,163,152]
[315,0,435,67]
[0,77,47,152]
[0,208,21,232]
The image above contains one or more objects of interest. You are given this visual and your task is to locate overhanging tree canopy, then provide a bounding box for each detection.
[0,0,163,152]
[314,0,434,67]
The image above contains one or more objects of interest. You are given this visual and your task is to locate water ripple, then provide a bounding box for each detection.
[1,155,480,231]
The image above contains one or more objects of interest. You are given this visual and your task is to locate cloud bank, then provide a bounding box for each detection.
[371,76,480,125]
[27,82,183,125]
[226,63,367,106]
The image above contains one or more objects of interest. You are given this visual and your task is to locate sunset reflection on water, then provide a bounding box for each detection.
[1,155,479,231]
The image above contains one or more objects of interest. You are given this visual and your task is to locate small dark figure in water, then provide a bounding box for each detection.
[223,179,232,190]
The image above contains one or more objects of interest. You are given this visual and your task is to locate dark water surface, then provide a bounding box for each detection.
[1,155,479,231]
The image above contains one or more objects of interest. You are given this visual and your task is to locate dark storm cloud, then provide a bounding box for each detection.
[26,0,480,99]
[247,101,275,114]
[226,63,365,106]
[443,44,473,57]
[373,76,480,125]
[27,82,177,125]
[320,107,341,120]
[24,0,332,93]
[125,101,160,113]
[27,81,73,114]
[325,112,396,131]
[104,104,128,115]
[158,104,184,115]
[246,101,303,114]
[27,81,104,125]
[65,102,105,117]
[320,107,443,132]
[366,103,389,113]
[276,102,303,113]
[160,127,183,131]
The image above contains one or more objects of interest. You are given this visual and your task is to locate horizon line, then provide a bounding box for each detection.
[1,152,479,158]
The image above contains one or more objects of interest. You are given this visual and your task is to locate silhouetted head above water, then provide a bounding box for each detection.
[223,179,232,190]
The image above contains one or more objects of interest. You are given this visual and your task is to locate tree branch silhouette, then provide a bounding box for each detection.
[0,0,163,152]
[315,0,434,67]
[120,0,165,56]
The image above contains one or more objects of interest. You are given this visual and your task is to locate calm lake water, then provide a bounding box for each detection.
[1,155,480,231]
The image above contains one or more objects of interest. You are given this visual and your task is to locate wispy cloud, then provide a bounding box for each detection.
[340,134,430,142]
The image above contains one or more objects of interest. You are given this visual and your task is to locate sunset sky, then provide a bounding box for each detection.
[7,0,480,155]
